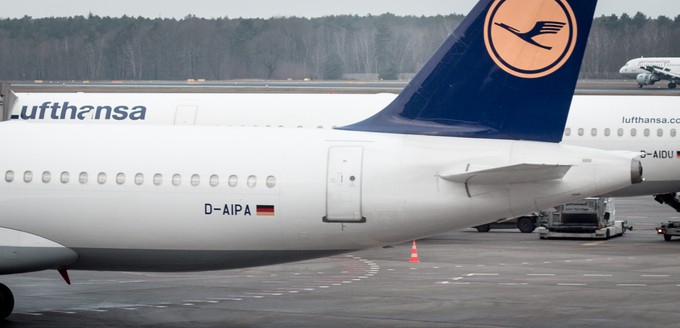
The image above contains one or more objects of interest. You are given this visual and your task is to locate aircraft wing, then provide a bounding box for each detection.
[642,65,680,80]
[439,163,572,185]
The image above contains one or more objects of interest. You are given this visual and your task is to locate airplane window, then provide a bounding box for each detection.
[577,128,584,136]
[172,174,181,186]
[209,174,219,187]
[5,170,14,183]
[60,171,69,184]
[116,173,125,185]
[617,128,624,137]
[590,128,597,137]
[23,171,33,183]
[228,175,238,187]
[135,173,144,185]
[564,128,571,136]
[266,176,276,188]
[644,128,650,137]
[79,172,88,184]
[247,175,257,188]
[630,128,637,137]
[658,129,664,137]
[154,173,163,186]
[191,174,200,187]
[672,129,677,137]
[42,171,51,183]
[97,172,107,185]
[604,128,611,137]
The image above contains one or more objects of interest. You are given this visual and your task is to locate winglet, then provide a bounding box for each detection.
[340,0,598,142]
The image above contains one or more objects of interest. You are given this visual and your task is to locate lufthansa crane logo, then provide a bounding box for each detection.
[484,0,577,79]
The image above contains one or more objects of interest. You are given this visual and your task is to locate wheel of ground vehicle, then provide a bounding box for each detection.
[605,229,611,239]
[475,224,491,232]
[0,283,14,320]
[517,217,536,233]
[664,234,672,241]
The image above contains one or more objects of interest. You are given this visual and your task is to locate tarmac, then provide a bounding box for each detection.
[3,196,679,327]
[7,79,680,96]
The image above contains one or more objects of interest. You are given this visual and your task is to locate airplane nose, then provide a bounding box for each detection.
[619,66,626,74]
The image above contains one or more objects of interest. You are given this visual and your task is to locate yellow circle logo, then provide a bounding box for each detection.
[484,0,577,79]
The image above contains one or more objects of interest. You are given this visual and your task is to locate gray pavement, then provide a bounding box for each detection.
[7,79,680,96]
[2,196,680,327]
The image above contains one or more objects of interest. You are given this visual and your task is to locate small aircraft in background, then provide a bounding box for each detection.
[619,57,680,89]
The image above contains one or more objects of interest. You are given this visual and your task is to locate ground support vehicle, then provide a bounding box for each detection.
[473,215,544,233]
[656,221,680,241]
[538,198,629,239]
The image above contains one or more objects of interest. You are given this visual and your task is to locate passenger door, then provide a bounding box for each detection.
[323,146,365,223]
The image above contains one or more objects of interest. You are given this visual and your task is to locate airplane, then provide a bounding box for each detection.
[7,93,678,202]
[0,0,639,320]
[619,57,680,89]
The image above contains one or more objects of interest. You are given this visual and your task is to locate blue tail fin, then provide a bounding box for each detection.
[340,0,597,143]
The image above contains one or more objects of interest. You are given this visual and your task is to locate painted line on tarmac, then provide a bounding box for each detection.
[466,273,500,277]
[527,274,556,276]
[582,241,608,246]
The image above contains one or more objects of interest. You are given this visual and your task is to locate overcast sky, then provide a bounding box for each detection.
[1,0,678,19]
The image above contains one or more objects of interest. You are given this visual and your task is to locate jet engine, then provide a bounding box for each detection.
[636,73,660,86]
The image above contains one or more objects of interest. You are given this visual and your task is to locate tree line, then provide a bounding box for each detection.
[0,12,677,81]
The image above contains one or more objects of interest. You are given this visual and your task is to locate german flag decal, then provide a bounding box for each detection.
[256,205,275,216]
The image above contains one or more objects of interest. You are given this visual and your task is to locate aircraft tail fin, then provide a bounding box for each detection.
[340,0,597,142]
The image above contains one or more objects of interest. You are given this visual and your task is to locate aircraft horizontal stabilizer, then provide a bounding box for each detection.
[439,164,572,185]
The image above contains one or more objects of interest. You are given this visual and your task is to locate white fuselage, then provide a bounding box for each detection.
[8,92,674,196]
[564,96,680,196]
[0,120,636,272]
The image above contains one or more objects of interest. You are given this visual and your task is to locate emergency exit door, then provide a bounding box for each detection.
[323,146,366,223]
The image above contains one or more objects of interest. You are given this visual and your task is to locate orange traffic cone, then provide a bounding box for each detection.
[409,240,420,263]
